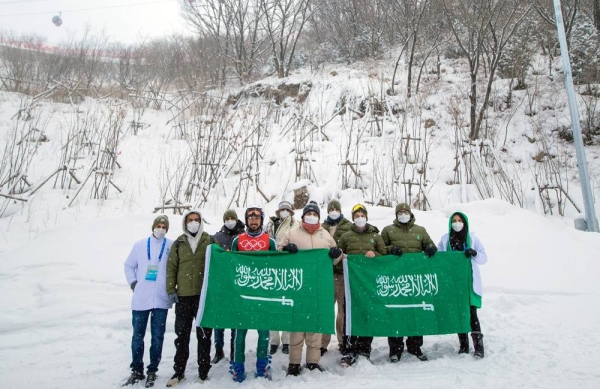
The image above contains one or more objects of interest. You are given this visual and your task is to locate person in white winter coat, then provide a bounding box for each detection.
[122,215,174,387]
[437,211,488,358]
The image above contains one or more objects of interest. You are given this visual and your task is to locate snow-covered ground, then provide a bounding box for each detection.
[1,55,600,388]
[1,199,599,389]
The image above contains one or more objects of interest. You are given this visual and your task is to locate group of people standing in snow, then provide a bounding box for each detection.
[122,200,488,387]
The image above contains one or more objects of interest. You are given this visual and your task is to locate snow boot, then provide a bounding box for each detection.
[286,363,301,376]
[282,344,289,354]
[122,370,144,386]
[471,332,485,358]
[229,362,245,383]
[407,347,428,361]
[211,347,224,364]
[305,363,324,372]
[320,347,328,356]
[255,356,272,380]
[389,354,401,363]
[144,372,156,388]
[269,344,278,355]
[340,353,357,367]
[458,333,470,354]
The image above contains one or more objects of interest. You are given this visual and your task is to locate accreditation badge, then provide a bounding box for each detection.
[145,265,159,281]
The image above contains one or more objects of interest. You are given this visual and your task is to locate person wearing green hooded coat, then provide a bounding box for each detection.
[437,211,488,358]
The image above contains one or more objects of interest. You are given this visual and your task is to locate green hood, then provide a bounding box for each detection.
[447,211,471,250]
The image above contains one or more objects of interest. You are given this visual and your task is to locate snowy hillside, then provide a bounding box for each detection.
[1,57,600,388]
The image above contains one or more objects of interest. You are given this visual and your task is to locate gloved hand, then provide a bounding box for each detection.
[130,281,137,291]
[168,293,179,304]
[424,245,437,258]
[329,247,342,259]
[283,243,299,254]
[390,246,403,256]
[465,248,478,258]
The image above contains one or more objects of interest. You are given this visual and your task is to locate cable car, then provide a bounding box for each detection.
[52,13,62,27]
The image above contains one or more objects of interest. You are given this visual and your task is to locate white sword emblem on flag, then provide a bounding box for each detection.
[384,301,434,311]
[240,295,294,306]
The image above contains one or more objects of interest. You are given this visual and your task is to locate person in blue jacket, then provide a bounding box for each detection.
[123,215,174,387]
[437,211,488,358]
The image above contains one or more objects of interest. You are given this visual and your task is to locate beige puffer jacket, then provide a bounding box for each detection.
[278,223,337,251]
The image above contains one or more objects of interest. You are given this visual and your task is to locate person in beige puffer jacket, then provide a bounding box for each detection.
[278,201,343,376]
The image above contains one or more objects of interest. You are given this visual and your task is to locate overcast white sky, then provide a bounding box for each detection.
[0,0,190,45]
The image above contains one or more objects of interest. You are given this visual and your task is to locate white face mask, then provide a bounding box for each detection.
[452,222,464,232]
[224,220,237,230]
[304,215,319,225]
[279,210,290,219]
[153,228,166,240]
[398,214,411,224]
[354,217,367,228]
[187,221,200,234]
[328,211,341,220]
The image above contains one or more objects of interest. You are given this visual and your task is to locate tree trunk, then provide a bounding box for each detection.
[469,69,478,140]
[594,0,600,32]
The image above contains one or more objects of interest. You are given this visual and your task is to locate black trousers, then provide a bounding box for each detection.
[173,295,212,378]
[387,336,423,357]
[463,305,481,333]
[347,335,373,358]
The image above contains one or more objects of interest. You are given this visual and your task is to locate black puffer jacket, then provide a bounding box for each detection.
[212,220,245,250]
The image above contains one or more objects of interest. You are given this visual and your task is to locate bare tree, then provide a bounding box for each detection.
[183,0,266,85]
[260,0,312,78]
[441,0,533,140]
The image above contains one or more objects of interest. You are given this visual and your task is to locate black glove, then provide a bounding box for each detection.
[465,248,478,258]
[390,246,403,256]
[168,293,179,304]
[284,243,299,254]
[424,245,437,258]
[329,247,342,259]
[130,281,137,291]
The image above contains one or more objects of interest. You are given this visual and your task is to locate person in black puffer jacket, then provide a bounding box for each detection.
[209,209,245,365]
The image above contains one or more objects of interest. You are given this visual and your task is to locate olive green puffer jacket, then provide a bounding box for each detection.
[166,232,212,296]
[380,216,435,253]
[322,217,353,273]
[322,217,353,244]
[337,223,387,256]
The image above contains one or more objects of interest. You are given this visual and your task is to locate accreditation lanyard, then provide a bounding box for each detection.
[147,237,167,262]
[146,238,166,281]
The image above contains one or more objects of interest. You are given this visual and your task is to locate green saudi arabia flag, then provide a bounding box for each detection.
[197,245,335,334]
[344,251,471,337]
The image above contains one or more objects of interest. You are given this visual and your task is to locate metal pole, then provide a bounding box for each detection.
[553,0,600,232]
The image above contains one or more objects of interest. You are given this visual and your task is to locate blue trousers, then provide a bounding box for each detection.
[130,308,168,373]
[214,328,236,350]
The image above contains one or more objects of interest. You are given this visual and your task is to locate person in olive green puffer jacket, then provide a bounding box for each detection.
[337,204,387,367]
[320,199,353,354]
[381,202,437,364]
[165,210,214,386]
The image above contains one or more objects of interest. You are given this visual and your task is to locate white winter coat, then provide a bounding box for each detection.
[437,232,488,297]
[124,235,174,311]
